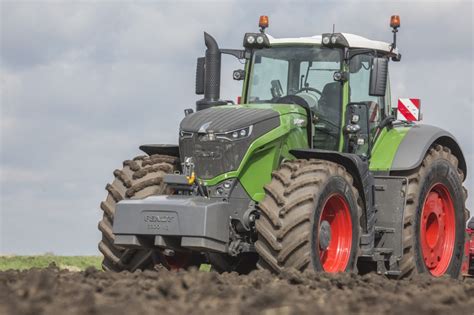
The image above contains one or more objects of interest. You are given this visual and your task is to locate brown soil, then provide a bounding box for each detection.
[1,266,473,315]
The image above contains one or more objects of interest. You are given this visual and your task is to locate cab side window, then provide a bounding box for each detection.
[349,54,385,133]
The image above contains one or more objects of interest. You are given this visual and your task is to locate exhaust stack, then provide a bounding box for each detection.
[196,33,226,111]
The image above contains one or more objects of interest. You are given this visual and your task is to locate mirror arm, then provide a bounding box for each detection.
[220,49,246,60]
[372,115,395,145]
[378,115,395,130]
[347,48,377,61]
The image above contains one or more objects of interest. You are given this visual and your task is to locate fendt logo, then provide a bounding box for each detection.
[143,215,174,223]
[198,121,212,133]
[194,149,222,159]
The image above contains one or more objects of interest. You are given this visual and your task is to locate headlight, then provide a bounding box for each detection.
[215,126,253,141]
[247,35,256,44]
[256,35,264,44]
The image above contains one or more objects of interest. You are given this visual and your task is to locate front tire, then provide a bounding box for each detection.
[395,145,468,278]
[98,154,179,272]
[255,159,362,273]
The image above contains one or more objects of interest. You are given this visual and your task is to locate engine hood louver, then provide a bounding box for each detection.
[180,107,279,133]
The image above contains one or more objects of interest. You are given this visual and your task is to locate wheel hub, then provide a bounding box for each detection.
[420,183,455,276]
[317,194,353,273]
[319,220,331,250]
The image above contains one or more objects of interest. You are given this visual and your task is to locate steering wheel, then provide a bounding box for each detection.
[295,87,323,96]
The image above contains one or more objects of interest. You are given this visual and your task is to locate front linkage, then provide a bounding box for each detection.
[112,155,260,271]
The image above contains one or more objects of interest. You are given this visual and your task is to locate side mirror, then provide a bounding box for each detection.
[195,57,205,95]
[369,57,388,96]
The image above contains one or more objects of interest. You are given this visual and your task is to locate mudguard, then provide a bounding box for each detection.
[139,144,180,157]
[391,124,467,177]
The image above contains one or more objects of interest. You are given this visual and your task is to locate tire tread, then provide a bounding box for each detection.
[98,154,178,271]
[255,159,362,273]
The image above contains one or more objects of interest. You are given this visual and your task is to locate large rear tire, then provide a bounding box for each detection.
[255,159,362,273]
[395,145,468,278]
[98,154,179,272]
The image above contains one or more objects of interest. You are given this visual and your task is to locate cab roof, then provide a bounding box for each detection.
[267,33,397,54]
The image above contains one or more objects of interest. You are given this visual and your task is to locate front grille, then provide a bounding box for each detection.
[179,135,251,179]
[179,117,280,179]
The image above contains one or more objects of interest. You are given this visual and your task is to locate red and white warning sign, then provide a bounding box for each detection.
[368,101,380,123]
[397,98,421,122]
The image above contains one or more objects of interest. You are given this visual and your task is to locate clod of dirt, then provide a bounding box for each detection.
[0,266,473,315]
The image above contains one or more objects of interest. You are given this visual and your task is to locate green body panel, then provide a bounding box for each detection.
[369,125,411,171]
[202,103,308,201]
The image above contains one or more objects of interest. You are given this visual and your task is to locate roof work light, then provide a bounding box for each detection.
[242,16,271,49]
[243,33,270,49]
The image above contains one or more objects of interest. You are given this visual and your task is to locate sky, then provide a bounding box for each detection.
[0,0,473,255]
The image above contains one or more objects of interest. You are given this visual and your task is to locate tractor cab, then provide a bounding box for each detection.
[243,31,399,156]
[237,16,402,160]
[195,15,402,160]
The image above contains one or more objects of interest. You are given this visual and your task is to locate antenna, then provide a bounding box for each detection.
[332,24,335,33]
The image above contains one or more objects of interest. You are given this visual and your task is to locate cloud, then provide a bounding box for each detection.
[1,0,472,254]
[1,2,125,69]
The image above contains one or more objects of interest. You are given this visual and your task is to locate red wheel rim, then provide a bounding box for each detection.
[420,183,456,276]
[318,194,353,272]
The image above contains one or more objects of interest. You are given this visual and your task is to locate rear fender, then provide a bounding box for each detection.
[390,125,467,179]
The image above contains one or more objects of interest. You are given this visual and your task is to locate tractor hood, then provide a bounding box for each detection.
[180,107,279,133]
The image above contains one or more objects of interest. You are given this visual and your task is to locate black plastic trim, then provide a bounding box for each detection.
[139,144,180,157]
[391,125,467,179]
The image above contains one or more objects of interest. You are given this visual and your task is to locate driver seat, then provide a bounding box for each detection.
[318,82,342,123]
[312,82,342,151]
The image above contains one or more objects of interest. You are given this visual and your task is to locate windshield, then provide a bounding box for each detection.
[248,46,342,104]
[247,46,343,150]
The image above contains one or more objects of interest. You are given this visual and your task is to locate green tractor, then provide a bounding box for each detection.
[98,15,469,278]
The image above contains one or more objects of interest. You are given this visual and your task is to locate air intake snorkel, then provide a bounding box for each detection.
[196,33,227,111]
